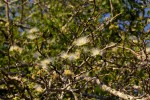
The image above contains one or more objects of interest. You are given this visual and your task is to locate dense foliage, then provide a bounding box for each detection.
[0,0,150,99]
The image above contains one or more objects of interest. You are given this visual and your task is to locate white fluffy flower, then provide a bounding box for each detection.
[34,84,43,92]
[40,58,52,70]
[28,27,38,33]
[33,51,41,58]
[68,53,80,60]
[74,36,89,46]
[27,34,37,40]
[9,45,23,53]
[91,48,100,56]
[60,51,80,61]
[146,47,150,53]
[60,52,69,59]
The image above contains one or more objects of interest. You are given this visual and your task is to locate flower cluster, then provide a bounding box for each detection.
[74,36,89,46]
[9,45,23,53]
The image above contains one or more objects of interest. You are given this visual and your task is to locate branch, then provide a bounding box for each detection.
[109,0,114,17]
[75,76,150,100]
[82,92,113,99]
[0,18,30,29]
[97,12,122,32]
[117,45,145,60]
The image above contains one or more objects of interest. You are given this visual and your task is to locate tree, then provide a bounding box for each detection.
[0,0,150,99]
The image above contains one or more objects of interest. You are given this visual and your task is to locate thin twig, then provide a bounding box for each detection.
[109,0,114,17]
